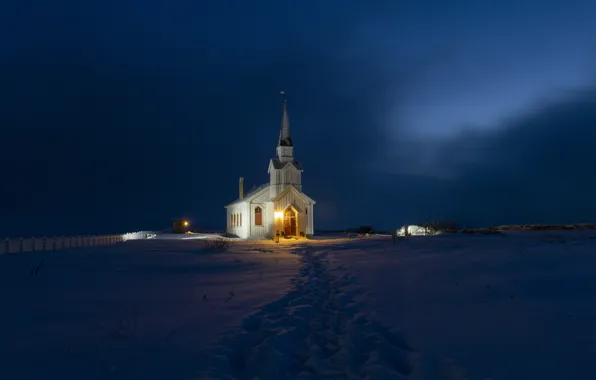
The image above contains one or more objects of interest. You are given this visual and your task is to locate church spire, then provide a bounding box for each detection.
[278,91,292,147]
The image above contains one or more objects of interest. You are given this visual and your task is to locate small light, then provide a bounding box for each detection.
[184,221,189,227]
[274,212,283,219]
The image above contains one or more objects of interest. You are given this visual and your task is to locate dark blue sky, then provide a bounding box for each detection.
[1,0,596,236]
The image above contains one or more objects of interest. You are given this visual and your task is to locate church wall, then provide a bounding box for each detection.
[298,211,306,236]
[264,202,275,238]
[249,203,267,239]
[241,203,250,238]
[225,203,249,238]
[307,204,314,235]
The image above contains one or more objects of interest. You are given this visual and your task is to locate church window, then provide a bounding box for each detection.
[240,213,242,226]
[255,207,262,226]
[230,214,233,226]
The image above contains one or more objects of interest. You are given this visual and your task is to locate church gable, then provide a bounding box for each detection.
[275,185,315,204]
[274,186,311,212]
[251,187,271,204]
[268,159,303,172]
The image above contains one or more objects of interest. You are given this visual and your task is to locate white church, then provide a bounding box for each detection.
[224,94,315,239]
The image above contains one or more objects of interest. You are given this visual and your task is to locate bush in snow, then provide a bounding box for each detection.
[357,225,374,234]
[419,220,459,234]
[204,237,232,253]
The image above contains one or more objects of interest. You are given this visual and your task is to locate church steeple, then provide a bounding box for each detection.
[278,91,292,147]
[269,91,303,198]
[276,91,294,162]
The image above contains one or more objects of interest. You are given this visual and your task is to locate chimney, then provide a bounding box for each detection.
[239,177,244,199]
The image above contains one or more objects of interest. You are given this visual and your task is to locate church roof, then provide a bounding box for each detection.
[278,94,292,147]
[224,183,269,207]
[270,158,303,171]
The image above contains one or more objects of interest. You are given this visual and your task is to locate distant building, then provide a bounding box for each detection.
[224,94,316,239]
[397,225,432,236]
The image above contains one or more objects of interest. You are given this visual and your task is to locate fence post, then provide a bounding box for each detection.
[31,237,36,252]
[4,238,9,254]
[42,237,47,251]
[52,237,56,250]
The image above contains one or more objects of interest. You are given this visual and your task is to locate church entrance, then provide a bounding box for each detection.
[283,208,297,236]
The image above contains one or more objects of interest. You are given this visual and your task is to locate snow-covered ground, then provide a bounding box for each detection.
[0,238,299,380]
[1,231,595,379]
[325,231,596,379]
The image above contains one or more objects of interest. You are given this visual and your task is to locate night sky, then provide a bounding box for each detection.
[1,1,596,237]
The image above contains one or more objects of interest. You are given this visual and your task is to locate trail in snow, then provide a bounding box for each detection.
[197,244,466,380]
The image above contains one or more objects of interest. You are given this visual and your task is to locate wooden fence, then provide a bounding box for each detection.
[0,231,153,255]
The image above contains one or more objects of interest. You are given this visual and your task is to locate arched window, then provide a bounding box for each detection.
[233,214,236,227]
[240,213,242,226]
[230,214,233,226]
[254,207,262,226]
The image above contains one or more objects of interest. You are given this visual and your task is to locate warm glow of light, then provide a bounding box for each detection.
[274,211,283,219]
[183,221,189,227]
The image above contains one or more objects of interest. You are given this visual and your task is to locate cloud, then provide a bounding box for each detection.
[378,86,596,227]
